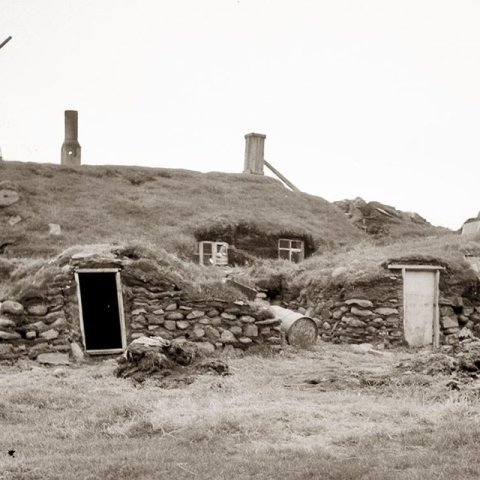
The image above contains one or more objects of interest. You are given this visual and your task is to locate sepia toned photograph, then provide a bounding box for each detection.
[1,1,480,479]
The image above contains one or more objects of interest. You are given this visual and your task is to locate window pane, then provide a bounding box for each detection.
[279,239,290,249]
[291,240,303,250]
[291,251,301,263]
[279,249,290,260]
[202,242,213,254]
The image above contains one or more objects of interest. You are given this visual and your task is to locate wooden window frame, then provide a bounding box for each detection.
[74,268,127,355]
[278,238,305,263]
[198,241,228,266]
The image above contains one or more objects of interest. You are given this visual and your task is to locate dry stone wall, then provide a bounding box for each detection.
[283,272,480,347]
[0,269,283,362]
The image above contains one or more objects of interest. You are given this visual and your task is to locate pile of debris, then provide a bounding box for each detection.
[115,336,229,385]
[396,329,480,389]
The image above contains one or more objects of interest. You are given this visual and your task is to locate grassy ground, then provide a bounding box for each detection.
[2,343,480,479]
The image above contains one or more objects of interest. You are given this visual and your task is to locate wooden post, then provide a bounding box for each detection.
[244,133,266,175]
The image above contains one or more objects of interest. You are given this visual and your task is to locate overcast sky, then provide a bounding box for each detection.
[1,0,479,230]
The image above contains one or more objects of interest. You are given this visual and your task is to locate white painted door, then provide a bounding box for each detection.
[403,270,436,347]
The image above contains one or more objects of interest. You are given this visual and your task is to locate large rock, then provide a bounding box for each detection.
[0,330,21,340]
[37,353,70,365]
[70,342,85,362]
[345,299,373,308]
[27,304,48,316]
[220,330,236,343]
[0,189,19,207]
[40,329,59,340]
[0,300,24,315]
[0,317,16,328]
[442,316,459,329]
[244,325,258,337]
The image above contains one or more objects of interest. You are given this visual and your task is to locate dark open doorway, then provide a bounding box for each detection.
[75,269,126,354]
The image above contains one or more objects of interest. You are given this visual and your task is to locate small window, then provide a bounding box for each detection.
[198,241,228,266]
[278,238,304,263]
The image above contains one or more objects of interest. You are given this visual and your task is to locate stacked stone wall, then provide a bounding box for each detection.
[0,271,283,362]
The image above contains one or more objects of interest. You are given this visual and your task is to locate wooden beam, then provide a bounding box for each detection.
[264,160,300,192]
[388,264,445,271]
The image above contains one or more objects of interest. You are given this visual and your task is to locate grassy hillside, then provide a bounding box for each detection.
[0,161,365,258]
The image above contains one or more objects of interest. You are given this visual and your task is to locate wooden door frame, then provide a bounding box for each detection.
[74,268,127,355]
[388,264,444,349]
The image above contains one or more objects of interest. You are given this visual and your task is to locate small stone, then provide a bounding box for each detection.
[70,342,85,362]
[131,308,147,316]
[186,310,205,320]
[192,327,205,339]
[53,368,67,377]
[7,215,22,226]
[350,307,374,317]
[0,330,21,340]
[37,353,70,365]
[31,321,48,332]
[230,326,242,335]
[210,316,222,326]
[240,315,256,324]
[0,300,24,315]
[442,316,459,329]
[374,307,399,316]
[165,303,177,311]
[164,320,176,331]
[0,317,16,328]
[256,292,267,299]
[346,317,367,328]
[27,304,48,316]
[165,312,184,321]
[40,329,59,340]
[195,342,215,355]
[152,309,164,315]
[220,330,236,343]
[260,327,271,336]
[207,309,220,318]
[238,337,252,344]
[197,317,211,325]
[25,331,37,339]
[244,325,258,337]
[176,321,189,330]
[51,318,66,329]
[48,223,62,236]
[332,309,343,320]
[322,322,331,330]
[266,336,281,344]
[0,189,19,206]
[345,299,374,308]
[205,326,220,340]
[221,313,237,321]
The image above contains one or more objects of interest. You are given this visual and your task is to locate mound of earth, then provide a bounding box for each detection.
[115,336,229,387]
[334,197,448,238]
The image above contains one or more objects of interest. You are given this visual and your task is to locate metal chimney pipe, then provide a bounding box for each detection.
[61,110,81,166]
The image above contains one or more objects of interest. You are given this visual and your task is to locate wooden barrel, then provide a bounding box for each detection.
[270,306,318,348]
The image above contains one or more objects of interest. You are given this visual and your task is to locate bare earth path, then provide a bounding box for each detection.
[1,343,479,480]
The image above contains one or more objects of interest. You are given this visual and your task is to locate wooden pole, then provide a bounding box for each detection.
[0,36,12,51]
[264,160,300,192]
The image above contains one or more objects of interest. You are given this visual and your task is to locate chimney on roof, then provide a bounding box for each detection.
[61,110,81,166]
[243,133,266,175]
